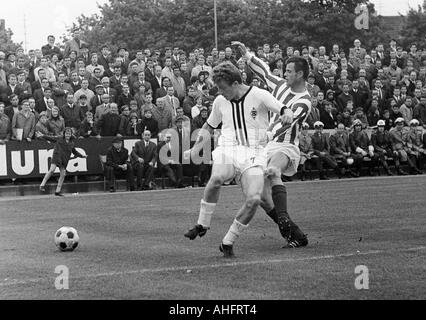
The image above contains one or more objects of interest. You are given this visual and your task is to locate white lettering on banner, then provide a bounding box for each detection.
[66,148,87,173]
[11,150,34,175]
[123,139,139,155]
[38,149,57,174]
[0,145,6,176]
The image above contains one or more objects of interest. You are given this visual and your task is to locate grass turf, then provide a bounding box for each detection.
[0,175,425,299]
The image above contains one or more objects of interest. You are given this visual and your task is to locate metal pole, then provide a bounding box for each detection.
[214,0,218,49]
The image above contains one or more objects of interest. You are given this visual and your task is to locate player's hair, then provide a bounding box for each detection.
[212,62,242,86]
[286,56,309,80]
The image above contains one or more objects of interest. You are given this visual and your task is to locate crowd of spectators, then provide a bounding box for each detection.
[1,29,426,188]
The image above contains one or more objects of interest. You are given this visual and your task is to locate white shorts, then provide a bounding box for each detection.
[212,145,267,184]
[265,141,301,177]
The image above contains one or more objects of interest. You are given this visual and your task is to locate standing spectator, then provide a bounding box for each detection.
[94,93,111,122]
[155,77,171,102]
[306,96,321,129]
[96,103,121,137]
[132,70,151,96]
[4,94,21,122]
[74,79,95,111]
[133,83,148,108]
[191,96,204,119]
[367,100,381,127]
[89,68,103,92]
[41,34,62,59]
[158,131,184,188]
[413,94,426,127]
[39,127,87,196]
[0,103,11,143]
[86,53,105,77]
[34,111,53,140]
[47,106,65,138]
[53,72,74,107]
[336,83,353,113]
[79,111,98,138]
[170,65,186,102]
[158,86,180,117]
[117,84,132,108]
[69,71,82,92]
[131,130,158,190]
[118,105,131,136]
[11,100,36,141]
[34,56,56,83]
[138,109,159,138]
[399,96,414,125]
[306,73,321,97]
[91,85,106,111]
[150,65,163,101]
[16,71,32,101]
[311,121,344,179]
[152,98,173,134]
[60,93,84,131]
[182,85,198,117]
[63,29,86,58]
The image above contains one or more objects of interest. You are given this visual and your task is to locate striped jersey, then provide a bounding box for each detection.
[207,86,283,147]
[246,53,312,146]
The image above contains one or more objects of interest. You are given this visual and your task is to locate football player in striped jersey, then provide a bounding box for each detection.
[233,41,311,248]
[184,62,293,257]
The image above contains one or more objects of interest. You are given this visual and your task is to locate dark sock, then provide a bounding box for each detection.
[265,207,278,224]
[272,185,290,222]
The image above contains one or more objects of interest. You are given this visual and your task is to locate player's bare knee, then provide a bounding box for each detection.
[266,166,281,179]
[245,194,261,210]
[208,175,225,189]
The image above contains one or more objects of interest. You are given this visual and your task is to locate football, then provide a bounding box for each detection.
[54,226,79,252]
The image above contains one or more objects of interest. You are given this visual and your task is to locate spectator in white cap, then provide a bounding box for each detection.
[349,119,377,176]
[371,120,395,175]
[311,121,345,180]
[389,117,422,175]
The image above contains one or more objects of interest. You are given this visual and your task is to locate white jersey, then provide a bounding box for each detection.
[207,86,283,147]
[246,53,312,146]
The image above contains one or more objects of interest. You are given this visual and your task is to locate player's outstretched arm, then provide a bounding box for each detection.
[187,122,214,159]
[232,41,282,92]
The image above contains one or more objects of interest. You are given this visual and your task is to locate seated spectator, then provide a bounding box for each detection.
[306,73,321,97]
[337,107,354,129]
[133,83,148,107]
[366,99,380,127]
[34,111,53,140]
[349,119,377,176]
[47,106,65,138]
[389,100,404,123]
[96,103,121,137]
[306,96,321,129]
[131,130,158,190]
[0,102,11,143]
[105,136,135,192]
[298,123,314,181]
[329,123,357,177]
[126,113,142,137]
[182,85,198,117]
[91,85,107,111]
[118,105,131,136]
[407,119,425,172]
[158,131,184,188]
[174,106,190,128]
[11,100,35,142]
[35,86,53,114]
[382,109,394,131]
[53,72,74,107]
[413,94,426,127]
[60,93,84,131]
[311,121,344,180]
[138,109,159,138]
[79,111,98,138]
[371,120,396,175]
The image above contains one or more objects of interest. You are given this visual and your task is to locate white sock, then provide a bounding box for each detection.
[222,219,248,245]
[197,199,216,228]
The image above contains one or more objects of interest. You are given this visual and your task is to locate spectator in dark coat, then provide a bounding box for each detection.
[60,93,84,131]
[131,130,158,190]
[349,119,377,176]
[138,109,159,138]
[78,111,98,138]
[0,102,11,142]
[96,103,121,137]
[371,120,394,175]
[320,101,337,129]
[118,105,131,136]
[104,136,135,192]
[125,113,143,138]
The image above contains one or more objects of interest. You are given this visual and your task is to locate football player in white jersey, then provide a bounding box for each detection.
[184,62,293,258]
[233,41,311,248]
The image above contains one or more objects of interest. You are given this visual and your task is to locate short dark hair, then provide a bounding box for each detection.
[212,62,242,86]
[286,56,309,80]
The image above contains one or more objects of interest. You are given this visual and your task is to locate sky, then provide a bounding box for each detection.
[2,0,424,52]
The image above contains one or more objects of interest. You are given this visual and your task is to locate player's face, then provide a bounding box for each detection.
[284,63,301,86]
[216,80,238,101]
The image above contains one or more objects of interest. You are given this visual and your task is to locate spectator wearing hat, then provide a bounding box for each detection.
[59,93,84,131]
[311,121,344,179]
[96,103,121,137]
[125,112,142,137]
[349,119,377,176]
[407,119,425,172]
[79,111,98,138]
[298,123,314,180]
[0,102,11,143]
[105,136,135,192]
[389,117,422,174]
[370,120,394,175]
[138,109,159,138]
[11,100,36,141]
[131,130,158,190]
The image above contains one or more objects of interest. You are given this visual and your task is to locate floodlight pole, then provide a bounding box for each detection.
[214,0,218,49]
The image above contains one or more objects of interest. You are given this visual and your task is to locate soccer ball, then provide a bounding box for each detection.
[54,227,79,252]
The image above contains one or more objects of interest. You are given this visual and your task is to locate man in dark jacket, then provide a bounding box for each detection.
[105,136,135,192]
[370,120,394,175]
[131,130,158,190]
[60,93,84,131]
[96,103,121,137]
[349,119,377,176]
